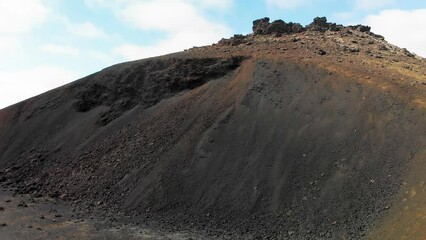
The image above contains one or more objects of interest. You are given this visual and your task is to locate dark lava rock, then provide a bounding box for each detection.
[317,49,327,55]
[307,16,342,32]
[369,32,385,40]
[253,17,271,35]
[403,48,415,58]
[17,201,28,208]
[350,24,371,33]
[311,17,328,28]
[218,34,247,46]
[253,16,344,36]
[252,17,305,36]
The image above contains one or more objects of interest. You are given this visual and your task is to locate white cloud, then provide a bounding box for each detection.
[0,0,49,34]
[118,0,229,33]
[67,21,107,39]
[0,66,78,109]
[83,0,116,9]
[355,0,394,11]
[265,0,314,9]
[0,37,21,53]
[84,0,233,10]
[94,0,232,60]
[115,28,228,60]
[41,44,81,57]
[364,9,426,57]
[197,0,233,9]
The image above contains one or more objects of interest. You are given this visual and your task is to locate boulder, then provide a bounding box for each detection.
[218,34,247,46]
[308,17,331,32]
[307,17,342,32]
[349,25,371,33]
[252,18,306,36]
[253,17,271,35]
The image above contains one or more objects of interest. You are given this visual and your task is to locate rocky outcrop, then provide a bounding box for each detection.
[252,17,304,36]
[349,24,371,33]
[252,16,373,36]
[307,17,343,32]
[218,34,248,46]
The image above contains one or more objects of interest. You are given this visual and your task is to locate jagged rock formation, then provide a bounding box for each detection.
[252,16,344,35]
[220,17,383,48]
[252,17,304,36]
[0,17,425,239]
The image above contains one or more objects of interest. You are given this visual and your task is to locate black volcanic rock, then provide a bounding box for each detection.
[307,16,343,32]
[73,57,245,125]
[218,34,247,46]
[253,17,306,36]
[350,24,371,32]
[252,17,271,35]
[252,16,347,36]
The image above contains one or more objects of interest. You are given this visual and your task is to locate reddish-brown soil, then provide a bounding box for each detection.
[0,22,425,239]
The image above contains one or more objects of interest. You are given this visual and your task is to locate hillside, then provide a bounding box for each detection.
[1,17,425,239]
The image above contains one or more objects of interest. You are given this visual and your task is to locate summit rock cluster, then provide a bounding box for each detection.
[218,16,383,47]
[252,16,371,36]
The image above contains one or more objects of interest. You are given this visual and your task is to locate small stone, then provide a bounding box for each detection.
[349,47,360,53]
[292,37,300,42]
[317,49,327,55]
[379,45,388,51]
[17,201,28,208]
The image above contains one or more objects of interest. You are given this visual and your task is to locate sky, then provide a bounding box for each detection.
[0,0,425,109]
